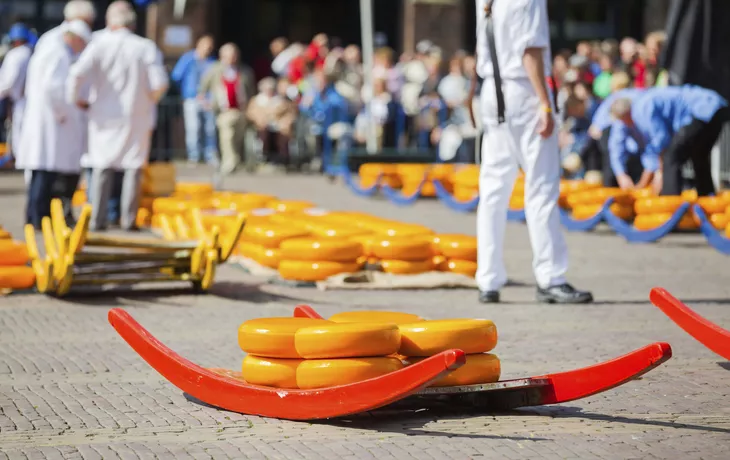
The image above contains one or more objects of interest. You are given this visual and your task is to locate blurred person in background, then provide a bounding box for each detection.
[33,0,95,55]
[644,31,667,86]
[20,21,91,228]
[592,53,615,99]
[0,23,32,175]
[354,77,395,149]
[559,95,591,176]
[199,42,255,176]
[271,37,303,78]
[438,54,468,106]
[618,37,646,88]
[246,77,295,166]
[171,35,218,166]
[67,0,168,232]
[373,47,403,99]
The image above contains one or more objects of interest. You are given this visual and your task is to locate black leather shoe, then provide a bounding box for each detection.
[537,283,593,304]
[479,290,500,304]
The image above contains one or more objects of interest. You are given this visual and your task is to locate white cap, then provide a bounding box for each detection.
[64,19,92,43]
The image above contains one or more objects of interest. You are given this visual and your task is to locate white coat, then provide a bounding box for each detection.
[66,28,168,170]
[0,43,32,156]
[17,39,86,173]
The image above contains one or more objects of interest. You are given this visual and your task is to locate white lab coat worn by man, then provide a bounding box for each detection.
[67,27,168,231]
[474,0,592,304]
[18,20,91,228]
[0,41,32,161]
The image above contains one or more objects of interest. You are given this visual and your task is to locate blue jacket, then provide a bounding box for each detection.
[591,88,645,132]
[171,50,216,100]
[608,85,727,176]
[301,85,351,127]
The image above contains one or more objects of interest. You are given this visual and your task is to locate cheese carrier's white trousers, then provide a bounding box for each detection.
[475,79,569,292]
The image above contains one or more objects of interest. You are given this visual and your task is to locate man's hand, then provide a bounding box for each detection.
[76,101,89,110]
[537,107,554,138]
[588,125,603,140]
[616,173,635,190]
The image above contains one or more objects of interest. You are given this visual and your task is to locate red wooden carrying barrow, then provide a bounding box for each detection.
[650,287,730,361]
[109,307,671,421]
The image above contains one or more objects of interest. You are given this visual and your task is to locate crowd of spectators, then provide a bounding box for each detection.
[171,30,669,173]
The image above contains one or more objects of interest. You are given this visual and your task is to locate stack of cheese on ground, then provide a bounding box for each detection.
[239,316,404,389]
[558,180,600,210]
[277,238,364,281]
[0,233,35,290]
[358,163,401,189]
[239,311,501,389]
[633,195,700,231]
[429,234,478,278]
[567,187,634,221]
[692,195,729,230]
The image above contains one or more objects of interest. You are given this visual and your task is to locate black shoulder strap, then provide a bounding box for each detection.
[485,0,505,123]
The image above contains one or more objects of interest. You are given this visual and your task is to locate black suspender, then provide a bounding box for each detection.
[484,0,505,124]
[484,1,559,121]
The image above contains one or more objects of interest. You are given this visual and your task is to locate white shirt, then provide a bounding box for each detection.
[0,44,32,102]
[475,0,552,81]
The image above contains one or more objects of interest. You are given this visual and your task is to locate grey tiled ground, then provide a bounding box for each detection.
[1,166,730,459]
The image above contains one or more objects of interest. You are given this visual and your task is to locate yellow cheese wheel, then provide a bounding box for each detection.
[450,167,479,189]
[630,188,656,200]
[439,259,477,278]
[634,196,685,215]
[0,266,36,289]
[634,213,698,231]
[0,229,12,239]
[572,203,633,221]
[278,260,360,281]
[560,180,600,196]
[152,197,210,215]
[399,319,498,357]
[295,323,401,359]
[726,222,730,238]
[566,187,634,208]
[367,223,434,238]
[296,357,404,389]
[508,195,524,211]
[0,241,29,266]
[238,317,332,358]
[237,242,281,269]
[433,234,477,261]
[407,353,501,387]
[372,238,433,261]
[380,259,435,275]
[72,190,87,207]
[194,209,239,231]
[328,311,424,325]
[136,208,152,228]
[241,355,301,389]
[242,225,310,248]
[359,163,398,177]
[696,196,727,215]
[709,213,729,230]
[279,238,363,262]
[175,182,214,196]
[268,200,315,213]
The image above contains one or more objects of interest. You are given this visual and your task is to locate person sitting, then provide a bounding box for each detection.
[608,85,729,195]
[246,77,296,166]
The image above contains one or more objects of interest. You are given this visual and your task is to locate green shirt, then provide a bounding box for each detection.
[593,72,613,99]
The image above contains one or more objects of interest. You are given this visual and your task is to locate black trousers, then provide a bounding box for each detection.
[661,107,730,197]
[26,170,58,228]
[52,173,81,226]
[597,126,644,187]
[578,137,603,172]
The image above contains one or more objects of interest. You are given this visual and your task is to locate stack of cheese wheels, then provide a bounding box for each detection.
[566,187,634,221]
[150,195,212,230]
[209,192,275,212]
[237,219,311,270]
[430,234,478,278]
[0,240,35,290]
[277,237,363,281]
[559,180,601,209]
[370,236,435,275]
[449,166,479,202]
[358,163,401,189]
[400,319,500,387]
[239,317,404,389]
[634,195,698,231]
[270,212,371,239]
[397,164,455,197]
[329,310,424,359]
[695,196,729,230]
[142,162,176,197]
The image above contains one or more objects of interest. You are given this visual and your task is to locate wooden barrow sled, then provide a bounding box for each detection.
[109,306,671,421]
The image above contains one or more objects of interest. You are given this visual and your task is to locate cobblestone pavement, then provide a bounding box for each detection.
[1,166,730,459]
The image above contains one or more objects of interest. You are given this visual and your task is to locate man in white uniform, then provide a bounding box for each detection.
[18,21,91,228]
[67,0,168,232]
[0,24,33,177]
[33,0,96,54]
[473,0,592,304]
